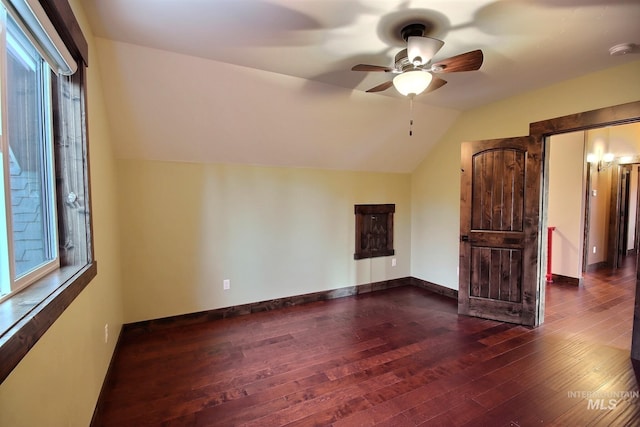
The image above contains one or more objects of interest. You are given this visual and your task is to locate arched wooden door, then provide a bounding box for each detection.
[459,136,542,326]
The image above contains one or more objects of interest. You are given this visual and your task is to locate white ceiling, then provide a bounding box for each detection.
[81,0,640,111]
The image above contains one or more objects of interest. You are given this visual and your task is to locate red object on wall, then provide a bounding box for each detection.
[546,226,556,282]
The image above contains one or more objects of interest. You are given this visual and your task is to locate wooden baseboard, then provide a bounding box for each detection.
[123,277,415,334]
[90,327,123,426]
[586,261,608,273]
[410,277,459,299]
[548,274,582,286]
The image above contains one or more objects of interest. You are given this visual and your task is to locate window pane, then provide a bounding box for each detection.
[6,17,57,278]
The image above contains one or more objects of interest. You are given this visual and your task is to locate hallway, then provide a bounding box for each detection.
[544,254,636,350]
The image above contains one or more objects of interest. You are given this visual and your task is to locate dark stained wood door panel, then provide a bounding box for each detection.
[460,136,541,326]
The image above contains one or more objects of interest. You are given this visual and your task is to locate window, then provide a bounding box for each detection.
[0,12,59,298]
[0,0,90,303]
[0,0,94,384]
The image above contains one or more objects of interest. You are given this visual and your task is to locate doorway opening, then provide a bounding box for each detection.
[545,122,640,287]
[457,101,640,327]
[533,102,640,331]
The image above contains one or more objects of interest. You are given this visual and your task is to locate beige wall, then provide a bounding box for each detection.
[608,122,640,155]
[548,131,586,279]
[0,1,124,426]
[118,160,411,322]
[120,60,640,323]
[411,60,640,290]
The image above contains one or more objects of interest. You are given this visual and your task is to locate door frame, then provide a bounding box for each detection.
[529,101,640,325]
[582,163,592,273]
[634,165,640,254]
[614,165,632,267]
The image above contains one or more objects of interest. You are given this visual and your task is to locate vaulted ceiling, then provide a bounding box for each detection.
[80,0,640,172]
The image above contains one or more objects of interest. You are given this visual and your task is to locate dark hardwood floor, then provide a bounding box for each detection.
[93,259,640,426]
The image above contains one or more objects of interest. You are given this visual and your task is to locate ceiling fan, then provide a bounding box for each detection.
[352,23,484,97]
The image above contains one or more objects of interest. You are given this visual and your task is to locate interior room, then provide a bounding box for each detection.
[0,0,639,425]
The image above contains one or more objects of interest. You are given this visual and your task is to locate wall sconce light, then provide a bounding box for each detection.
[588,152,615,172]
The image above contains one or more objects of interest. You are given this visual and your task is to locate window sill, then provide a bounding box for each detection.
[0,261,97,384]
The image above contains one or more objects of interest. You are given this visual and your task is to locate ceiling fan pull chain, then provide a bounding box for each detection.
[409,95,414,136]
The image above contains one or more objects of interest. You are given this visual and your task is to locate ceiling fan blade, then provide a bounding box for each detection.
[366,80,394,93]
[424,76,447,94]
[352,64,394,72]
[431,49,483,73]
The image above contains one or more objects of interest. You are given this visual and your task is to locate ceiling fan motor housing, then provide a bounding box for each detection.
[397,24,445,69]
[394,49,413,71]
[400,23,426,41]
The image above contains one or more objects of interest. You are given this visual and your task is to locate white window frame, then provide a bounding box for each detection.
[0,0,71,301]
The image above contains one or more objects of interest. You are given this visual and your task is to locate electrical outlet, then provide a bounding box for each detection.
[391,258,397,267]
[593,246,597,254]
[104,324,109,344]
[223,279,230,290]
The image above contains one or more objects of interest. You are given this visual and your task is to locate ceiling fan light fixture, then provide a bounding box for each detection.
[393,70,433,96]
[407,36,444,66]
